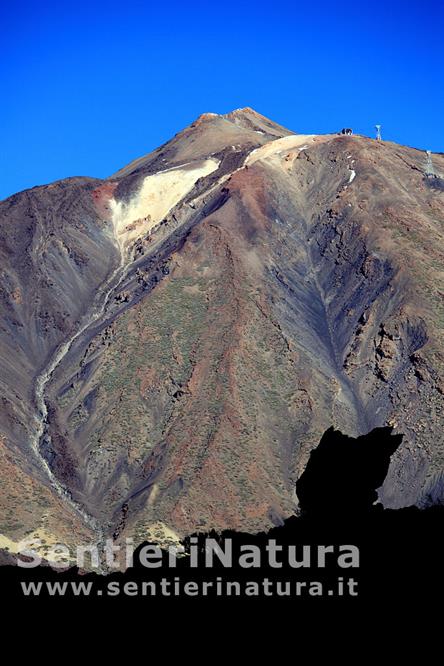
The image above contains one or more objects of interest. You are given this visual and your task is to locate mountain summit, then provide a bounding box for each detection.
[0,110,443,559]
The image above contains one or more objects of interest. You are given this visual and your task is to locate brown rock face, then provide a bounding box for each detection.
[0,109,443,556]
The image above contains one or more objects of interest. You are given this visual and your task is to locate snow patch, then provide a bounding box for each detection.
[348,170,356,183]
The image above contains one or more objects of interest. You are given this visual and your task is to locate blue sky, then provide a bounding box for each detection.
[1,0,443,199]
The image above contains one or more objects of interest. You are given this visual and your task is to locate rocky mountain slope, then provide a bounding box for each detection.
[0,107,443,560]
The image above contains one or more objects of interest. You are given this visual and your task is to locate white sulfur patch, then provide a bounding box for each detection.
[244,134,317,167]
[110,158,219,254]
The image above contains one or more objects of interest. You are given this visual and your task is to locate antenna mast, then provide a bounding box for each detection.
[425,150,435,178]
[375,124,382,141]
